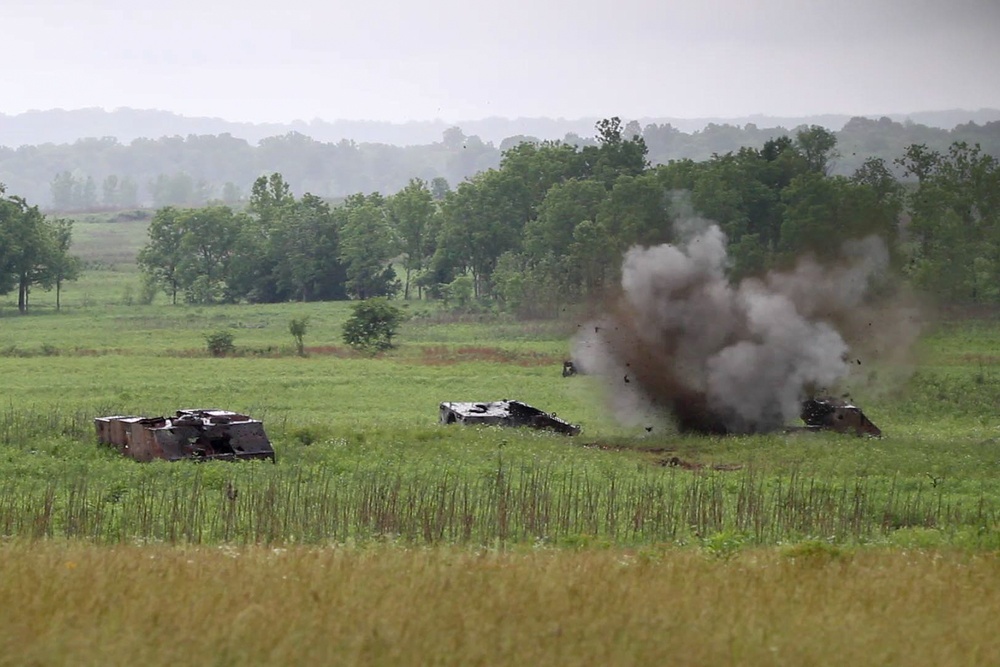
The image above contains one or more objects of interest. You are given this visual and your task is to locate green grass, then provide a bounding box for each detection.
[2,244,1000,549]
[64,210,151,268]
[2,267,1000,666]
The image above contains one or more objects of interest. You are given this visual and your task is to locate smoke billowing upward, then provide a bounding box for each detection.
[573,219,917,434]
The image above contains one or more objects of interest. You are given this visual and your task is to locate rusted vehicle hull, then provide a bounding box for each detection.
[95,409,276,462]
[439,400,581,435]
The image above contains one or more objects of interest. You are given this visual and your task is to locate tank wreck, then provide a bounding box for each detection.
[95,409,276,462]
[800,397,882,437]
[439,400,581,436]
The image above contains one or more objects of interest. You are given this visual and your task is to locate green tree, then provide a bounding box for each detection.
[248,173,294,220]
[271,194,346,301]
[795,125,839,175]
[47,218,81,311]
[499,140,587,216]
[522,178,606,297]
[387,178,436,299]
[779,173,898,261]
[598,171,673,249]
[338,193,400,299]
[585,116,649,187]
[137,207,186,304]
[525,178,606,261]
[342,298,405,352]
[176,206,244,303]
[0,187,81,312]
[432,169,528,297]
[897,142,1000,302]
[430,177,451,201]
[50,172,77,210]
[0,191,54,312]
[446,274,474,309]
[205,330,235,357]
[288,316,309,356]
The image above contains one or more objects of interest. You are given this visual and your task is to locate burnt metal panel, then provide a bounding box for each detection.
[439,400,581,435]
[94,409,276,462]
[800,397,882,437]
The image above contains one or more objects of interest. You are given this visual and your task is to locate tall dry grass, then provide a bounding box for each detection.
[0,541,996,666]
[2,461,994,548]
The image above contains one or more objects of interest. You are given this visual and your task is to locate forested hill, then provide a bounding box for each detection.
[3,107,1000,147]
[0,109,998,211]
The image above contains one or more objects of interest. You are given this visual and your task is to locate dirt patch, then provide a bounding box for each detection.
[304,346,357,358]
[578,440,742,471]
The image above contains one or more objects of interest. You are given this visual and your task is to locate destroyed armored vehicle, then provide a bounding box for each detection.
[800,397,882,437]
[439,400,581,435]
[95,409,276,462]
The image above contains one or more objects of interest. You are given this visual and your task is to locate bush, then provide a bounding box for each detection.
[289,316,309,356]
[342,298,405,352]
[445,275,474,308]
[204,330,235,357]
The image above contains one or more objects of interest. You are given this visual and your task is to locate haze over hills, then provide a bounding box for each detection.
[2,107,999,148]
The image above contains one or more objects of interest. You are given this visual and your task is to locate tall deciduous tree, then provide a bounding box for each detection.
[3,195,53,312]
[387,178,435,299]
[897,142,1000,301]
[0,186,78,312]
[176,206,243,303]
[48,218,81,311]
[433,169,528,297]
[271,194,346,301]
[137,206,186,304]
[524,178,606,270]
[779,173,898,261]
[338,193,400,299]
[795,125,839,175]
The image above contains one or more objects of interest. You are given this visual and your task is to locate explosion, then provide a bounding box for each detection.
[572,219,916,434]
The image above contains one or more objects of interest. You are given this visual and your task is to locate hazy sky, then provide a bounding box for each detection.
[3,0,998,123]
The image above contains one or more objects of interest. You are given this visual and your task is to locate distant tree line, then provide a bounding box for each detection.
[0,118,997,212]
[138,173,410,304]
[132,117,1000,307]
[2,116,996,311]
[897,142,1000,301]
[0,185,80,312]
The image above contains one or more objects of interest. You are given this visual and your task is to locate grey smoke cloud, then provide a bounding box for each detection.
[573,218,908,434]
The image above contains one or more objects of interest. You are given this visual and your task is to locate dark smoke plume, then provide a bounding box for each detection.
[572,218,916,434]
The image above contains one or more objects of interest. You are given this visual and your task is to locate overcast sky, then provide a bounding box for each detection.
[2,0,998,123]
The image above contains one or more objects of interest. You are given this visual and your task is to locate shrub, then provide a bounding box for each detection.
[205,330,235,357]
[446,275,474,308]
[289,316,309,356]
[342,298,405,352]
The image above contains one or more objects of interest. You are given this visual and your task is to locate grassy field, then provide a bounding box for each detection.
[1,542,997,667]
[1,229,999,663]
